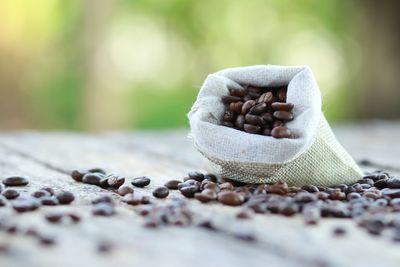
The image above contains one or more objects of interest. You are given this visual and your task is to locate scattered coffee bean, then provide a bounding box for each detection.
[12,197,41,213]
[117,185,134,196]
[87,168,107,174]
[188,171,204,182]
[82,173,103,186]
[92,203,115,216]
[164,180,181,190]
[153,186,169,199]
[106,174,125,189]
[56,191,75,205]
[40,187,55,196]
[32,190,51,198]
[41,196,59,206]
[2,188,19,199]
[271,126,291,138]
[131,176,151,187]
[45,213,64,223]
[2,176,29,186]
[97,241,113,254]
[218,191,244,206]
[68,213,81,223]
[70,170,85,182]
[38,234,56,246]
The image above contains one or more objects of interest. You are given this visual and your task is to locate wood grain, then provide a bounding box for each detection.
[0,125,399,267]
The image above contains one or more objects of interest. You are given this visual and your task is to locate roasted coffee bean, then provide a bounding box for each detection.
[188,171,205,182]
[276,87,287,102]
[236,209,252,219]
[87,168,107,174]
[249,103,267,115]
[241,100,256,114]
[82,173,103,186]
[229,88,246,97]
[357,178,374,186]
[12,197,41,213]
[106,174,125,188]
[194,192,214,203]
[180,185,199,198]
[164,180,181,190]
[2,188,19,199]
[117,185,134,196]
[260,113,273,124]
[153,186,169,199]
[266,182,289,195]
[235,114,245,129]
[99,177,110,188]
[301,185,319,193]
[347,192,361,200]
[122,193,145,205]
[374,179,388,189]
[45,213,64,223]
[243,124,261,134]
[71,170,85,182]
[41,196,59,206]
[220,182,234,191]
[32,190,51,198]
[97,241,113,253]
[204,174,218,183]
[222,95,242,104]
[229,101,243,113]
[294,192,317,203]
[271,126,291,138]
[92,203,115,216]
[217,191,244,206]
[92,196,113,205]
[38,235,56,246]
[333,226,346,236]
[68,213,81,223]
[273,111,293,121]
[258,92,274,105]
[2,176,29,186]
[245,114,264,126]
[271,102,294,111]
[131,176,151,187]
[279,202,299,216]
[386,177,400,188]
[56,191,75,205]
[40,187,55,196]
[381,188,400,198]
[330,189,346,201]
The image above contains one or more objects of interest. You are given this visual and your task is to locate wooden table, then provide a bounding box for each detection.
[0,122,400,267]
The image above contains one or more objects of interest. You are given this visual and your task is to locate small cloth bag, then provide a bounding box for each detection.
[188,65,363,186]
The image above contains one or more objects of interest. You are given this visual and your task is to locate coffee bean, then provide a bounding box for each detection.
[97,241,113,253]
[236,209,252,219]
[333,226,346,236]
[106,174,125,188]
[258,92,274,105]
[273,111,293,121]
[241,100,256,114]
[221,121,234,128]
[82,173,103,186]
[294,192,317,203]
[261,128,271,136]
[92,196,114,205]
[386,177,400,188]
[279,202,299,216]
[249,103,267,115]
[180,185,199,198]
[301,185,319,193]
[266,182,288,195]
[153,186,169,199]
[12,197,41,213]
[41,196,59,206]
[40,187,55,196]
[38,235,56,246]
[71,170,85,182]
[2,188,19,199]
[188,171,204,182]
[164,180,181,190]
[45,213,64,223]
[56,191,75,205]
[117,185,134,196]
[222,95,241,104]
[243,124,261,134]
[229,101,243,113]
[131,176,151,187]
[92,203,115,216]
[2,176,29,186]
[217,191,244,206]
[234,114,245,129]
[272,120,284,128]
[271,102,294,111]
[260,113,273,124]
[68,213,81,223]
[229,88,246,97]
[245,114,264,126]
[122,193,146,205]
[382,188,400,198]
[271,126,291,138]
[99,177,110,188]
[32,190,51,198]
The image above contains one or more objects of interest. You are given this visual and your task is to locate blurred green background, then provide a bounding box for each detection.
[0,0,399,131]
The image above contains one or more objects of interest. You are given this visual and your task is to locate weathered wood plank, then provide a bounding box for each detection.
[0,125,399,267]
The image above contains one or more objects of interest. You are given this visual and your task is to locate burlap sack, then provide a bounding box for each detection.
[188,65,363,186]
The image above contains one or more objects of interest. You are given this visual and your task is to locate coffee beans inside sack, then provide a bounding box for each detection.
[189,65,363,185]
[221,85,293,138]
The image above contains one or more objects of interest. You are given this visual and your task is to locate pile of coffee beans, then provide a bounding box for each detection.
[221,85,294,138]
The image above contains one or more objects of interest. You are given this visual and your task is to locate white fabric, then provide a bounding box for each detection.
[188,65,321,164]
